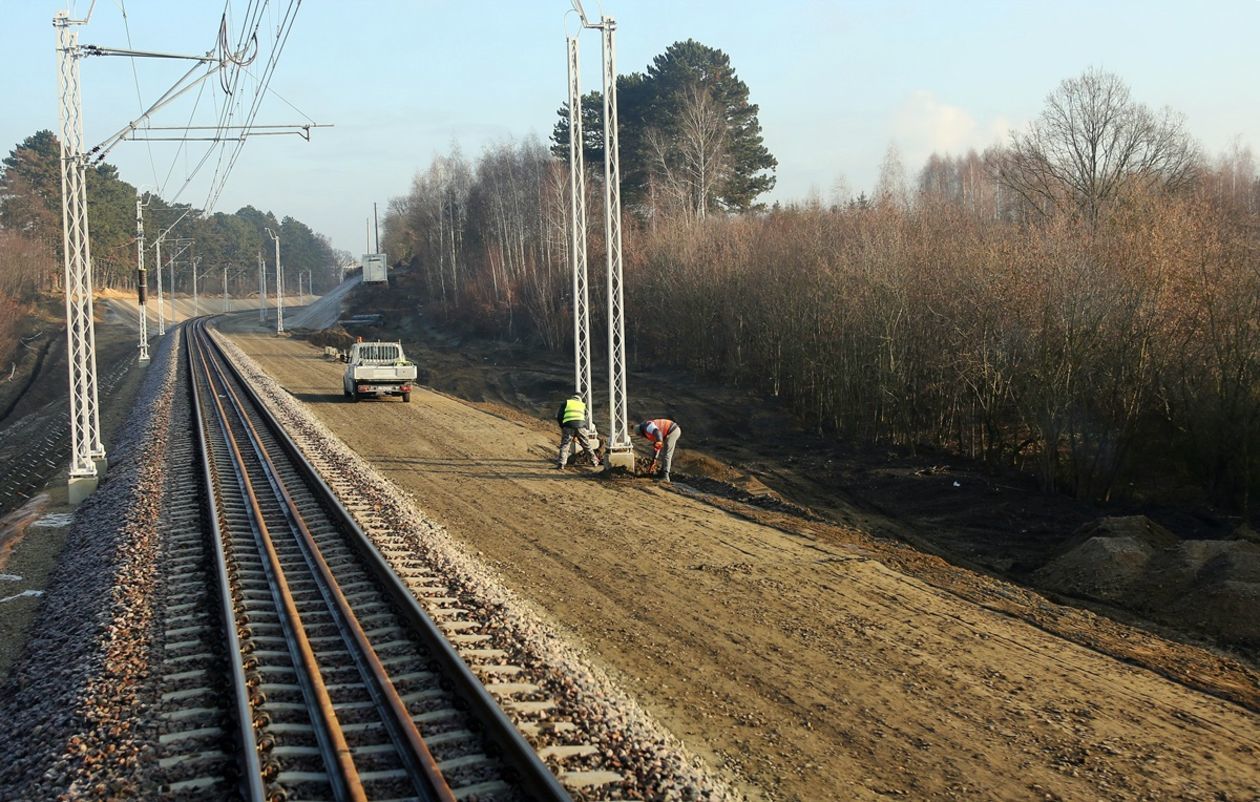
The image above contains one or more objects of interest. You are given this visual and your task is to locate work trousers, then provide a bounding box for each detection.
[557,424,593,468]
[655,426,681,476]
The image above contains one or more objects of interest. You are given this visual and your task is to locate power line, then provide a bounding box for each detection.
[200,1,272,211]
[117,0,160,191]
[203,0,303,213]
[161,67,216,203]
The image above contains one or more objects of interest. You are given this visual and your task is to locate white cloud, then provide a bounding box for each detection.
[892,90,1014,167]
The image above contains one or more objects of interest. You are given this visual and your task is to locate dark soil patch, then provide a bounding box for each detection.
[342,279,1260,661]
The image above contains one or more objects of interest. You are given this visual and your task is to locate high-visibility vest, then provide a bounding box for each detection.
[643,419,676,444]
[562,397,587,425]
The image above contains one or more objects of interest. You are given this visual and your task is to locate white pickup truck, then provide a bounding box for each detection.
[342,341,418,402]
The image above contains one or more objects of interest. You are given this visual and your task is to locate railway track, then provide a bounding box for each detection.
[185,319,570,802]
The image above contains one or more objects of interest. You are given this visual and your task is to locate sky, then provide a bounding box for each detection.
[1,0,1258,254]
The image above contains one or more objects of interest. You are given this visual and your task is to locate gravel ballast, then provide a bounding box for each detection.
[0,331,180,801]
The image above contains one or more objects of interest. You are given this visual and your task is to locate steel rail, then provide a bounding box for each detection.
[195,321,456,802]
[190,322,367,802]
[202,320,574,801]
[186,322,268,802]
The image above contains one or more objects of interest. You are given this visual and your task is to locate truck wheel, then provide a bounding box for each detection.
[402,391,411,403]
[350,391,360,403]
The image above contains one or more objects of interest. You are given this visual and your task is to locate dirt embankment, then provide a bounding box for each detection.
[329,279,1260,658]
[223,316,1260,802]
[0,305,148,678]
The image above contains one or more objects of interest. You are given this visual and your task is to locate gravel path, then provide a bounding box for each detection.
[0,330,180,801]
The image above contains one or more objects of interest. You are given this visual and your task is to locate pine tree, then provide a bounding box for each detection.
[551,39,776,214]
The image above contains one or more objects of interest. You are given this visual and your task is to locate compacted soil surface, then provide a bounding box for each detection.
[225,321,1260,802]
[334,279,1260,654]
[0,314,146,677]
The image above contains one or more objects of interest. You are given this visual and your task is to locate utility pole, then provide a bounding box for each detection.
[55,9,105,502]
[266,227,283,334]
[373,202,380,253]
[135,196,150,364]
[600,16,630,464]
[192,257,198,317]
[573,2,631,466]
[223,266,228,313]
[258,248,267,323]
[154,234,165,335]
[169,242,177,324]
[165,237,192,325]
[567,34,594,435]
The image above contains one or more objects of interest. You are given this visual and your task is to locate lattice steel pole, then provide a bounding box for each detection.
[169,246,175,323]
[568,35,595,433]
[267,227,284,334]
[135,196,149,363]
[258,248,266,323]
[154,234,165,335]
[56,11,105,497]
[601,17,631,461]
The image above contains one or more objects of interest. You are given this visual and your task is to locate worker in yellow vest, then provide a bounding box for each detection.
[556,394,600,469]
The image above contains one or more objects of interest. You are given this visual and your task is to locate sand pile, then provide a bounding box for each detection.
[1035,516,1260,647]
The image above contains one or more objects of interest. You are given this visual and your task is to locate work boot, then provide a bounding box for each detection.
[661,473,671,483]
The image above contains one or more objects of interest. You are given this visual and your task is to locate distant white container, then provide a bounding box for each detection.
[362,253,388,283]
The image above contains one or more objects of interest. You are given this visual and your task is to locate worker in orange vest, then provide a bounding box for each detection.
[636,418,680,482]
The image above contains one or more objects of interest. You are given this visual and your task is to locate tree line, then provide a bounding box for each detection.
[0,129,340,305]
[384,57,1258,514]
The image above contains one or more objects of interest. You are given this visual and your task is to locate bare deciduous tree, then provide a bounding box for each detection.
[646,82,730,221]
[875,143,909,208]
[998,68,1199,222]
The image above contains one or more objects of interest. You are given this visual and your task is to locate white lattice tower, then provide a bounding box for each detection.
[601,18,630,453]
[155,236,165,334]
[136,196,149,363]
[56,12,104,479]
[259,249,267,323]
[267,228,284,334]
[567,36,594,430]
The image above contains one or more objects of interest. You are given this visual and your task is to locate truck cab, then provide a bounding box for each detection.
[342,341,418,402]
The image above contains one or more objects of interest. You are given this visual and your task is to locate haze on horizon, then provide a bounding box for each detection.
[1,0,1256,252]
